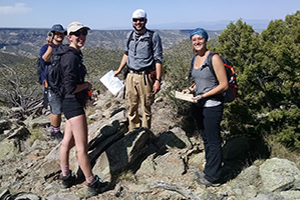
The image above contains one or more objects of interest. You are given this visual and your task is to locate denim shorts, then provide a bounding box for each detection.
[48,89,63,115]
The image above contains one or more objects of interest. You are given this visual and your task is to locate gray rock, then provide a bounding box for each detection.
[260,158,300,192]
[23,114,50,129]
[279,190,300,199]
[47,193,80,200]
[88,109,104,121]
[248,193,284,200]
[15,194,46,200]
[4,91,300,200]
[105,128,153,175]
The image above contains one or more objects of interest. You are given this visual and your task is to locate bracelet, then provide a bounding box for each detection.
[195,95,204,101]
[156,78,161,83]
[187,88,192,93]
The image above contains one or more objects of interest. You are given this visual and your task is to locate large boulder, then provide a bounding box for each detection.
[0,126,31,160]
[259,158,300,192]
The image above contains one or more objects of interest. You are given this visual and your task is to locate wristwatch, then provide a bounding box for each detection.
[156,78,161,83]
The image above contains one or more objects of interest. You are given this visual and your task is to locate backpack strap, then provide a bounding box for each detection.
[206,51,217,78]
[126,30,135,50]
[188,55,196,79]
[189,51,215,79]
[126,29,154,50]
[126,29,155,71]
[147,29,154,50]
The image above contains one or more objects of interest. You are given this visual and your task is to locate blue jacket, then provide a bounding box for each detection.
[39,44,59,83]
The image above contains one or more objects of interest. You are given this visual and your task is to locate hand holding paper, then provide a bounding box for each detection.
[100,70,124,95]
[174,91,194,102]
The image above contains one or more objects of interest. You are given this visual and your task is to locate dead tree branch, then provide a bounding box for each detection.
[151,181,202,200]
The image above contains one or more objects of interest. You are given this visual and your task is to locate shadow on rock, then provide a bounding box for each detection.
[219,133,271,184]
[74,119,191,194]
[75,120,127,184]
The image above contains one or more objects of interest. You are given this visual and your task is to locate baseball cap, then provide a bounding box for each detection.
[51,24,67,35]
[67,21,90,35]
[132,9,147,19]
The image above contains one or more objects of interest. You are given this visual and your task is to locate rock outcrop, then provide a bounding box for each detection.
[0,89,299,200]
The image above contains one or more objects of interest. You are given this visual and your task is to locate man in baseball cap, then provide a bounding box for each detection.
[132,9,147,19]
[50,24,67,35]
[114,9,163,132]
[39,24,66,141]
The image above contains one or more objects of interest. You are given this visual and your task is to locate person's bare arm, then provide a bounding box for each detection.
[152,62,162,94]
[42,37,55,62]
[114,54,128,76]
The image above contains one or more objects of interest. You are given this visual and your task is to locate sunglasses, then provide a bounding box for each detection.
[54,31,65,35]
[133,18,145,22]
[71,29,88,37]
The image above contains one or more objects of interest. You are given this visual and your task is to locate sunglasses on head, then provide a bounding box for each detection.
[71,29,88,37]
[133,18,145,22]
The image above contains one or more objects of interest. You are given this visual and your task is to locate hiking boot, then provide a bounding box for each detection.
[87,175,107,197]
[194,170,205,180]
[51,130,64,141]
[61,170,76,189]
[196,177,221,187]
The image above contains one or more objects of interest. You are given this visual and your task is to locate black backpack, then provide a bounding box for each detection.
[47,53,65,98]
[189,51,238,103]
[36,58,48,85]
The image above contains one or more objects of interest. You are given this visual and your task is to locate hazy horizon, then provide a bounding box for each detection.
[0,1,298,31]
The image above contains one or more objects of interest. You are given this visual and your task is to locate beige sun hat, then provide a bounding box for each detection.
[67,21,90,35]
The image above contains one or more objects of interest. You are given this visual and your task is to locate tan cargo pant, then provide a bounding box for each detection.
[125,72,154,131]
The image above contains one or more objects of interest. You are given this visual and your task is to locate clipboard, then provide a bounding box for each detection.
[174,91,194,102]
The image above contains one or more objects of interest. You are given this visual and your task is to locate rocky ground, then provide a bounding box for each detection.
[1,87,300,200]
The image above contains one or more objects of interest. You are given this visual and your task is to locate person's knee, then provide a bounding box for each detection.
[60,142,72,152]
[76,147,88,156]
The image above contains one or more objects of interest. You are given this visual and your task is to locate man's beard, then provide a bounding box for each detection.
[133,24,145,32]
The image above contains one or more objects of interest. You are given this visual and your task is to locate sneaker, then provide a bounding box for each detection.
[51,130,64,141]
[87,175,107,197]
[61,170,76,189]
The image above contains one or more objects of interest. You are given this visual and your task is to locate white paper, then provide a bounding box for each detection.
[100,70,124,95]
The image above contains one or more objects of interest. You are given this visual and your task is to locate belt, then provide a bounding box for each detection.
[128,70,152,86]
[65,94,75,98]
[129,70,144,75]
[128,66,154,75]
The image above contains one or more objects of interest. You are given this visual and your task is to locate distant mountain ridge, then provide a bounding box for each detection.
[148,19,270,31]
[0,28,222,58]
[105,19,270,32]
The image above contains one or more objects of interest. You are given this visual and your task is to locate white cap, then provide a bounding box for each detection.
[132,9,147,19]
[67,21,90,35]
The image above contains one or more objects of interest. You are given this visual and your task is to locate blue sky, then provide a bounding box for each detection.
[0,0,298,30]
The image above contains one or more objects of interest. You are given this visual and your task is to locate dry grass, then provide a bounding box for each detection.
[268,137,300,168]
[27,128,44,146]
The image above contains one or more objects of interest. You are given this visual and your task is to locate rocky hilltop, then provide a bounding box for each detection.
[0,28,221,58]
[1,84,300,200]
